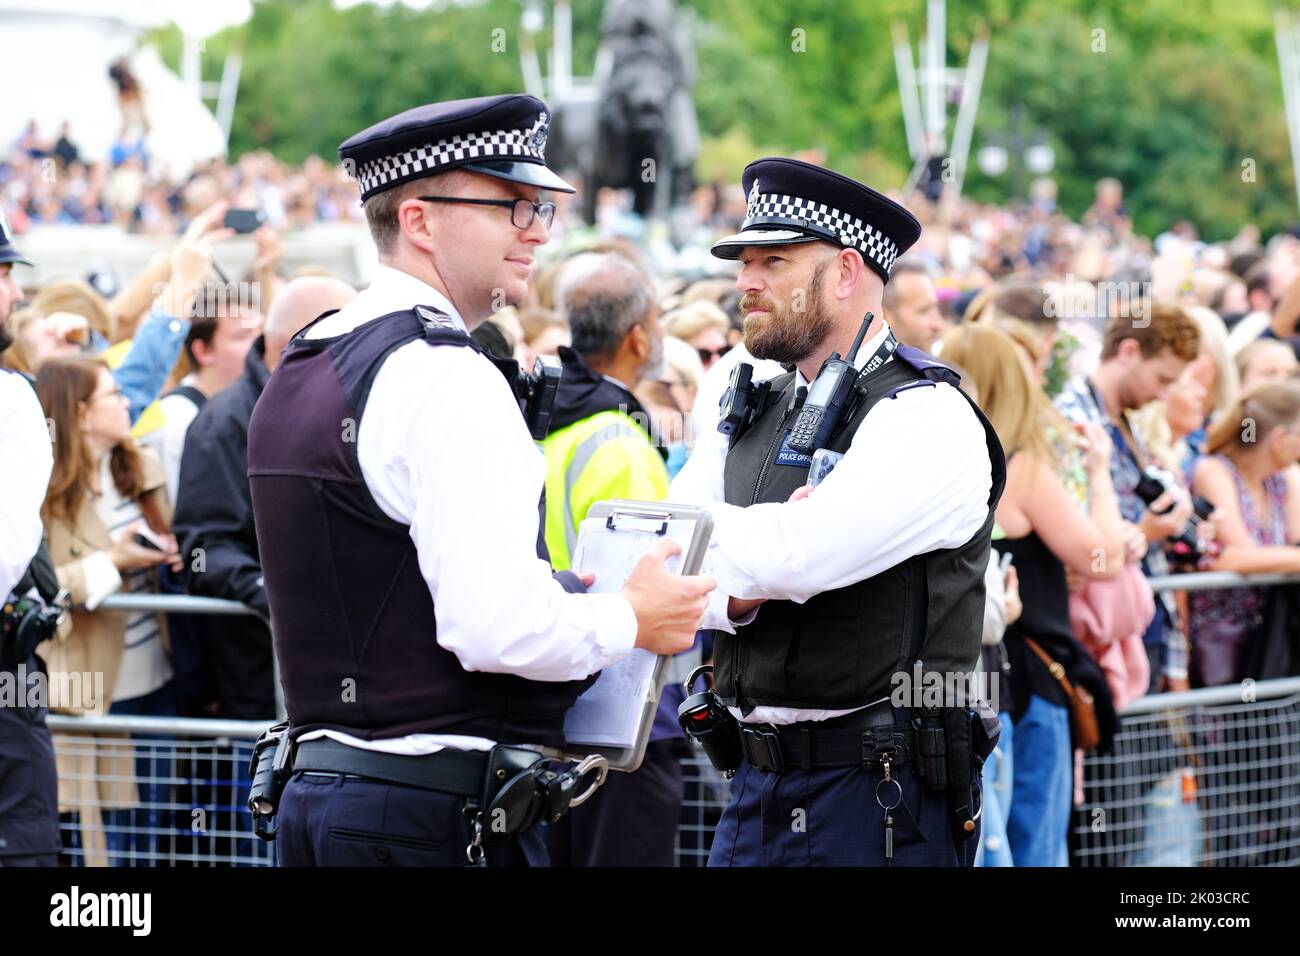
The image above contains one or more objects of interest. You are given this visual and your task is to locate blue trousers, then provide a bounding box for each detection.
[1006,694,1072,867]
[708,720,979,867]
[976,711,1015,867]
[277,771,547,867]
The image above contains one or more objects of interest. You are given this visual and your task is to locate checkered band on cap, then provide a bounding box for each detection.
[745,189,902,278]
[356,112,549,198]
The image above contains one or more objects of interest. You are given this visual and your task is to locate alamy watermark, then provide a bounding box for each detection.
[890,660,1000,713]
[150,279,264,327]
[0,664,105,715]
[1045,273,1153,326]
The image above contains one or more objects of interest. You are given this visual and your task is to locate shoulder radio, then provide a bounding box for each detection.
[787,312,888,456]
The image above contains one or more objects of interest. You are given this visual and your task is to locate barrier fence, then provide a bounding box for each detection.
[33,572,1300,866]
[1069,678,1300,867]
[46,715,269,867]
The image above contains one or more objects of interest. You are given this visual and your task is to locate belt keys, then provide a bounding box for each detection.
[875,753,903,867]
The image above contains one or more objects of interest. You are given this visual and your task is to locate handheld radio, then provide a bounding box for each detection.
[716,360,772,443]
[787,312,879,455]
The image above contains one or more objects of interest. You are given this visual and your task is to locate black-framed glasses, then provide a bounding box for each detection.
[697,344,732,364]
[418,195,556,230]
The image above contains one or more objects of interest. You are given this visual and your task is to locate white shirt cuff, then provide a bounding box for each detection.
[586,592,638,670]
[700,586,758,634]
[81,551,123,611]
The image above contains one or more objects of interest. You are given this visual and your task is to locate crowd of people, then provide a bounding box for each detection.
[5,140,1300,867]
[5,119,366,234]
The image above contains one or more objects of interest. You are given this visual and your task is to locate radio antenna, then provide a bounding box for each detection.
[845,312,875,362]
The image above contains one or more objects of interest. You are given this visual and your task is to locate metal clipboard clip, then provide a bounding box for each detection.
[604,508,672,536]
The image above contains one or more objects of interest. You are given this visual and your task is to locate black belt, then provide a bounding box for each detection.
[738,699,915,773]
[291,738,487,798]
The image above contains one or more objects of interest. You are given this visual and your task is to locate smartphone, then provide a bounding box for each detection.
[999,550,1014,575]
[223,208,264,234]
[807,449,844,488]
[132,526,169,553]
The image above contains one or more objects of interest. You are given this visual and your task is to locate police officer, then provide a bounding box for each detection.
[246,94,715,867]
[670,158,1006,866]
[0,214,62,867]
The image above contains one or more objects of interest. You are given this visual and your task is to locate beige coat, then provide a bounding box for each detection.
[37,447,171,866]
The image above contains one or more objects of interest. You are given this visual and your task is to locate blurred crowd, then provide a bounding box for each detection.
[6,146,1300,867]
[4,119,366,234]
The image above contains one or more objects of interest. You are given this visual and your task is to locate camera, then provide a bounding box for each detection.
[1134,466,1217,568]
[1,586,70,667]
[516,353,562,441]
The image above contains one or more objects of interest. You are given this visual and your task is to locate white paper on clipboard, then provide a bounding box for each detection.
[562,517,699,748]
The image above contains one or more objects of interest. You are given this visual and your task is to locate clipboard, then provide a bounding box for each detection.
[546,500,713,772]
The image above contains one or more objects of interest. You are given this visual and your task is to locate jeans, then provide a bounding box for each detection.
[976,711,1015,867]
[1007,694,1072,867]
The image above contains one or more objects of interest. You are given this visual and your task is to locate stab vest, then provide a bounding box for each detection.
[716,344,1007,712]
[247,307,594,746]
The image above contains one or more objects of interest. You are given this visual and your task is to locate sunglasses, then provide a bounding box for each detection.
[697,345,732,363]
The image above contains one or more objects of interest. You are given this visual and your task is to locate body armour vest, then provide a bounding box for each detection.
[247,307,594,746]
[716,343,1007,712]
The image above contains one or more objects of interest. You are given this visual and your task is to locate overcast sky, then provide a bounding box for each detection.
[170,0,445,37]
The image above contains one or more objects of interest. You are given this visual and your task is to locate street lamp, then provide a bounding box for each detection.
[976,104,1055,200]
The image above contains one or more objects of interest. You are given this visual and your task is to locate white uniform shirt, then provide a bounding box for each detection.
[293,265,637,755]
[669,320,993,725]
[0,371,53,597]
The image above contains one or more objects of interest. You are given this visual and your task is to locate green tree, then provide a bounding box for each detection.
[151,0,1299,237]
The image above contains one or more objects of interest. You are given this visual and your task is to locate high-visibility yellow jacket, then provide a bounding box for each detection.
[541,407,669,570]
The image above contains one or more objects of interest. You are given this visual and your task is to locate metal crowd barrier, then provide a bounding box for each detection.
[676,678,1300,868]
[45,714,271,867]
[1071,677,1300,867]
[43,574,1300,867]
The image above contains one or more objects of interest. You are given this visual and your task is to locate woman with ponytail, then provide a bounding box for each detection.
[1190,382,1300,686]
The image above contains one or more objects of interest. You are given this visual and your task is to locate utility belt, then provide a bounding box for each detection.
[679,667,1001,844]
[246,725,608,865]
[734,699,916,774]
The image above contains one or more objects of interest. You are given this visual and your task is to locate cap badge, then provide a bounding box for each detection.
[527,112,549,155]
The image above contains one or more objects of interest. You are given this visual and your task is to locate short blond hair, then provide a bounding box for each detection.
[682,279,735,307]
[516,306,567,346]
[663,335,705,391]
[362,168,473,255]
[31,280,114,343]
[1,308,42,374]
[662,301,728,342]
[1235,337,1297,387]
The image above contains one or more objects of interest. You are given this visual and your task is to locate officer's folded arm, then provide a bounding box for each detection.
[365,342,638,683]
[672,382,992,616]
